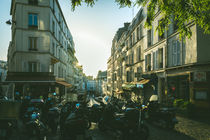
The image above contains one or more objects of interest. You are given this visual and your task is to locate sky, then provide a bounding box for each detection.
[0,0,140,77]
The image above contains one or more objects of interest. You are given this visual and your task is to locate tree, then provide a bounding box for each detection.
[70,0,210,38]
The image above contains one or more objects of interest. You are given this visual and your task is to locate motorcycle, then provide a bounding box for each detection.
[62,102,92,140]
[23,107,48,140]
[46,107,60,134]
[146,95,178,129]
[0,120,14,140]
[98,102,149,140]
[87,98,105,123]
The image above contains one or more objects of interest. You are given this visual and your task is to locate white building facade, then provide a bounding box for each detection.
[7,0,77,100]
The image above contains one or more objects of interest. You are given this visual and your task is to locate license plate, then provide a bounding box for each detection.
[0,129,6,137]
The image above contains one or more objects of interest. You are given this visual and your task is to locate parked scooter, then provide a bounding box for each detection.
[23,106,48,140]
[0,120,14,140]
[98,101,149,140]
[62,102,92,140]
[87,98,104,123]
[146,95,178,129]
[46,107,60,134]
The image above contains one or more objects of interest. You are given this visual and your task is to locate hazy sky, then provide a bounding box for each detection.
[0,0,139,77]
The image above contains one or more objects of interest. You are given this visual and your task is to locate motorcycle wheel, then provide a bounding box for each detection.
[85,120,91,129]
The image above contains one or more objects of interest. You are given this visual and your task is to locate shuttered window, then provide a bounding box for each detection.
[29,37,37,50]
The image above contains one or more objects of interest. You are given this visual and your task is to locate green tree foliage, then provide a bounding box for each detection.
[70,0,210,38]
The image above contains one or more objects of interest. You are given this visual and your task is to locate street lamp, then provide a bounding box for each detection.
[6,20,16,25]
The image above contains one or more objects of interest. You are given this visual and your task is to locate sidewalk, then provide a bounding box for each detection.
[175,116,210,140]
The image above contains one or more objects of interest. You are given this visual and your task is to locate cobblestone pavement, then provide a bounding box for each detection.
[175,116,210,140]
[147,116,210,140]
[46,116,210,140]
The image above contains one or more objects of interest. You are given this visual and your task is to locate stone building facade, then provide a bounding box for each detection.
[6,0,83,100]
[107,4,210,109]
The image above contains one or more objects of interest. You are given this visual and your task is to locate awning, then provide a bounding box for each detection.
[122,83,136,90]
[56,80,72,87]
[114,89,124,94]
[51,57,60,64]
[136,79,150,85]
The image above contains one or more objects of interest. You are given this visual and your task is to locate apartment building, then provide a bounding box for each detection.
[108,5,210,109]
[0,61,7,82]
[6,0,79,100]
[96,70,107,96]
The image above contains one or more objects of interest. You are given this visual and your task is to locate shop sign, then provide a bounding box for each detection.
[195,91,207,100]
[194,72,206,82]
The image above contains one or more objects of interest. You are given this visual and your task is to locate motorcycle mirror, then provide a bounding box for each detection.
[76,103,80,109]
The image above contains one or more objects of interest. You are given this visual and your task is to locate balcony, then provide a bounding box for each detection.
[6,72,55,81]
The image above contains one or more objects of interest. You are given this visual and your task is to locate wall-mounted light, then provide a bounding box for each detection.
[6,20,16,25]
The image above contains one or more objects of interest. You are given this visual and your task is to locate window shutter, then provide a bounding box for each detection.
[177,41,181,65]
[29,37,32,49]
[172,41,177,66]
[155,51,158,69]
[34,38,37,49]
[34,15,38,26]
[153,52,155,70]
[151,26,153,45]
[145,55,147,71]
[29,14,33,26]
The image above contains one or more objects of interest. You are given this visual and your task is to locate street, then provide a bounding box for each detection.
[46,116,210,140]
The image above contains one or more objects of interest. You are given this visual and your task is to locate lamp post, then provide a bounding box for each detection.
[6,20,16,25]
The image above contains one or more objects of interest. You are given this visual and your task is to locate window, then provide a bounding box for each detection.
[158,20,165,41]
[127,71,131,82]
[173,16,179,32]
[28,62,39,72]
[28,0,38,5]
[52,43,55,55]
[145,54,151,71]
[153,52,155,70]
[172,40,181,66]
[59,31,61,42]
[137,67,142,81]
[28,13,38,28]
[52,21,55,34]
[131,52,134,64]
[147,29,152,47]
[126,40,128,48]
[158,48,163,68]
[52,0,55,12]
[29,37,37,50]
[136,47,141,62]
[49,64,54,73]
[140,24,143,39]
[133,32,135,44]
[129,35,132,47]
[137,27,140,40]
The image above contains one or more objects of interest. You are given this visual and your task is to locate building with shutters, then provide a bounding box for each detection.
[107,4,210,109]
[6,0,80,100]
